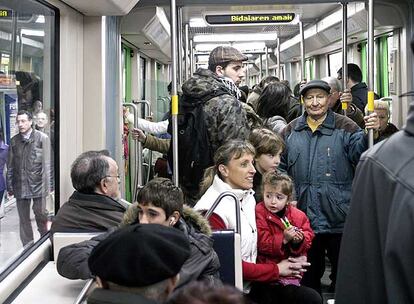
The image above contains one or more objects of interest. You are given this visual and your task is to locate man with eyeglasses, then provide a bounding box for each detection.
[279,80,379,295]
[50,150,127,239]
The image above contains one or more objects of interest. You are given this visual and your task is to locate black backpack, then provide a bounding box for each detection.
[167,89,228,201]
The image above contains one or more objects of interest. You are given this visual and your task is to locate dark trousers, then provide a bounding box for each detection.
[301,233,342,294]
[16,197,48,246]
[248,282,322,304]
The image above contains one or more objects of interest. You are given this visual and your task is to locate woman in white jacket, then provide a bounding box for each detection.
[194,140,321,304]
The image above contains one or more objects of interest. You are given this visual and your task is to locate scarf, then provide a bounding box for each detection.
[219,76,242,101]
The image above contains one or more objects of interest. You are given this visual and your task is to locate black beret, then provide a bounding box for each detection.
[88,224,190,287]
[299,80,331,97]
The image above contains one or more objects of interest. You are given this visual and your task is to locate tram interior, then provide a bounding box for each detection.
[0,0,413,303]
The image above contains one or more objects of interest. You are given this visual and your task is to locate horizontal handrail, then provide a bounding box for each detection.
[204,191,241,235]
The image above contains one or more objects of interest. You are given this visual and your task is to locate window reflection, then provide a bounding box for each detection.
[0,2,56,272]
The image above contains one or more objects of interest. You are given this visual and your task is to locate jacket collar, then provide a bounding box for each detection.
[18,128,35,142]
[294,109,335,135]
[351,82,368,92]
[87,289,159,304]
[404,102,414,135]
[257,202,293,229]
[213,175,255,203]
[70,191,126,211]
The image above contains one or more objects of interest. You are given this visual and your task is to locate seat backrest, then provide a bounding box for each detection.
[211,230,243,290]
[53,232,102,263]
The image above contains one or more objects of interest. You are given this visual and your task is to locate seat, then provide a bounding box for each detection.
[211,230,243,290]
[204,191,244,290]
[53,232,102,263]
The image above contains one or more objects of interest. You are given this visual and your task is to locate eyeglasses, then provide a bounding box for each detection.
[104,175,121,183]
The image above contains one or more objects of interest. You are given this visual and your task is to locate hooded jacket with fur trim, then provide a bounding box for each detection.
[57,204,220,289]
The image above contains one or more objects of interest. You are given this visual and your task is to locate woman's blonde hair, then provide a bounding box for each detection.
[249,128,285,157]
[199,140,255,195]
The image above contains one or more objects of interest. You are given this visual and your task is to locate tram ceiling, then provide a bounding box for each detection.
[121,2,334,63]
[124,0,408,64]
[136,0,369,6]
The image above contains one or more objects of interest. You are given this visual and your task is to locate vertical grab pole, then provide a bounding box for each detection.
[265,47,269,77]
[342,2,348,117]
[245,62,250,88]
[184,23,190,80]
[11,11,18,73]
[367,0,375,147]
[299,20,306,114]
[190,39,194,75]
[170,0,179,186]
[19,29,24,70]
[277,37,281,79]
[259,54,263,79]
[177,7,183,86]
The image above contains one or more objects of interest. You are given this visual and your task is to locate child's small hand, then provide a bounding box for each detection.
[283,227,296,244]
[292,229,304,244]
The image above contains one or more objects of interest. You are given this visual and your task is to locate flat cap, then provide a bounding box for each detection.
[88,224,190,287]
[208,46,248,66]
[299,80,331,97]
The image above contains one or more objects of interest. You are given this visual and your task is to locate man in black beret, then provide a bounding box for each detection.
[279,79,380,294]
[87,223,190,304]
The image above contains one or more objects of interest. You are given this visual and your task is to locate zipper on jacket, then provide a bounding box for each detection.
[326,147,331,177]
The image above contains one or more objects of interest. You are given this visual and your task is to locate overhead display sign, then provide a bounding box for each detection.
[205,13,297,26]
[0,9,12,17]
[0,9,34,21]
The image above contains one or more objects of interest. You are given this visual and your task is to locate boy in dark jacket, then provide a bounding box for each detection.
[57,178,220,289]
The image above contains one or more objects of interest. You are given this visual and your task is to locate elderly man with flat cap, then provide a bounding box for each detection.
[279,79,379,294]
[87,223,190,304]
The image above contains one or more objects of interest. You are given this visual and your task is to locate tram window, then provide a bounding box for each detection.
[0,1,57,272]
[328,52,342,78]
[122,48,126,102]
[140,57,146,100]
[305,59,315,81]
[388,36,396,96]
[155,63,169,122]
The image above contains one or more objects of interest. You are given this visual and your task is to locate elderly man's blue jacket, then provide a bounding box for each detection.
[279,109,367,233]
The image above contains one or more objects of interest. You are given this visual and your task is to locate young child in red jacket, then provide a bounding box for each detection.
[255,171,314,286]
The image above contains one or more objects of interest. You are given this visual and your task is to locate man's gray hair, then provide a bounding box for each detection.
[70,150,111,194]
[322,76,342,93]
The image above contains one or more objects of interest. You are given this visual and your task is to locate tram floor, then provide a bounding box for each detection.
[0,200,42,272]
